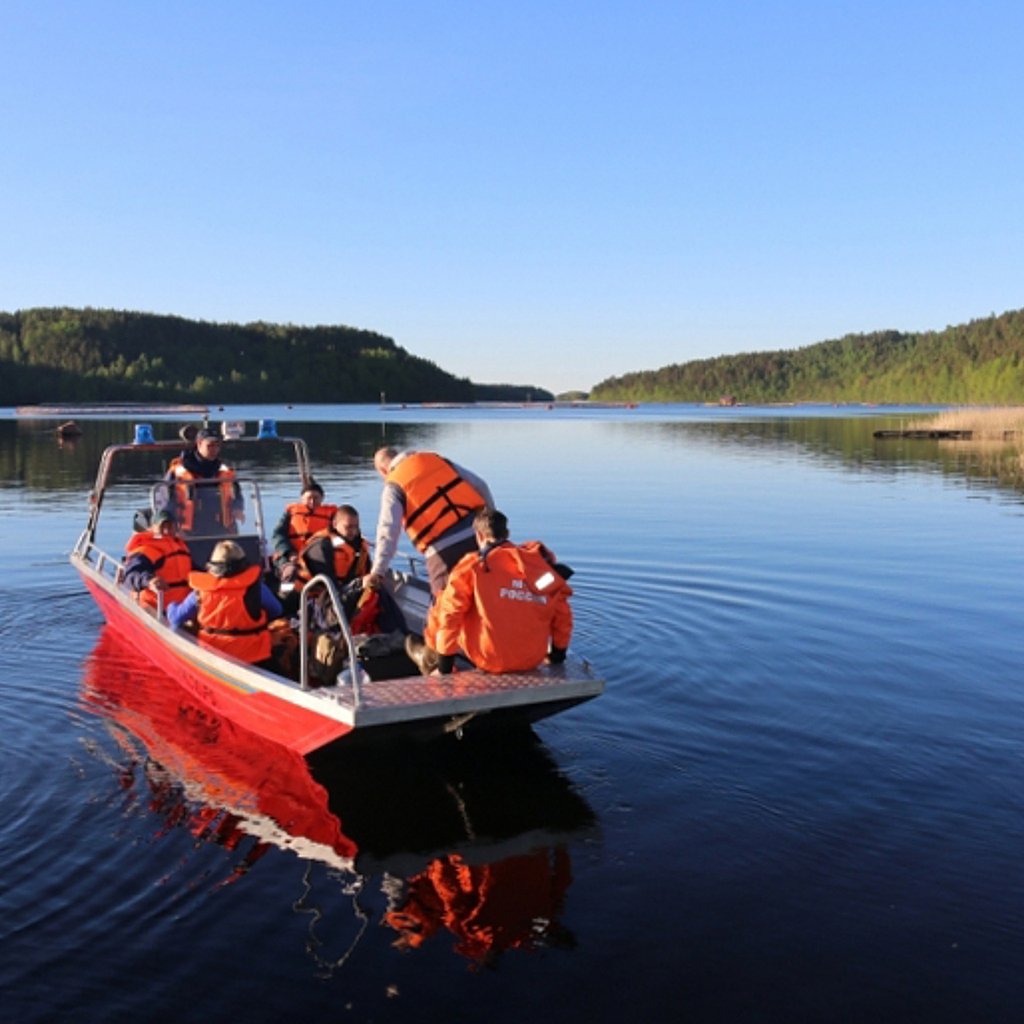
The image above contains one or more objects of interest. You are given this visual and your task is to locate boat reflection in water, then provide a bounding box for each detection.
[80,627,598,968]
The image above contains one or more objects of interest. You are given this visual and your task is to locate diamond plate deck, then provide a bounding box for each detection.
[316,656,604,727]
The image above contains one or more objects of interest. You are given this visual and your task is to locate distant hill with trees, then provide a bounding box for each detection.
[590,308,1024,404]
[0,307,552,405]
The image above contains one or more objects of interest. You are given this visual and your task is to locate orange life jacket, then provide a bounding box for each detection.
[298,529,371,586]
[169,459,238,533]
[281,502,338,553]
[131,533,193,609]
[125,531,150,555]
[387,453,487,552]
[188,564,270,663]
[434,541,573,673]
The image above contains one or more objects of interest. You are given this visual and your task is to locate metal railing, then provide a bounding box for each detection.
[297,574,365,703]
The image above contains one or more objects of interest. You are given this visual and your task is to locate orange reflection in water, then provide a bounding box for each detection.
[80,625,597,968]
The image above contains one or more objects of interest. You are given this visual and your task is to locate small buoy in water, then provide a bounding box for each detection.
[56,420,82,438]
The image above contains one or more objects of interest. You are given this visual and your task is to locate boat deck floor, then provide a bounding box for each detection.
[314,658,603,727]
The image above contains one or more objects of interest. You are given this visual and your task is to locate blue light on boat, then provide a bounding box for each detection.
[133,423,155,445]
[257,418,278,439]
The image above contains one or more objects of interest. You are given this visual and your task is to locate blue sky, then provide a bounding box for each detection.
[3,2,1022,394]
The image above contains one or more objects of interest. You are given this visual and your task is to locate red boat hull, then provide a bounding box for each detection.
[82,575,352,755]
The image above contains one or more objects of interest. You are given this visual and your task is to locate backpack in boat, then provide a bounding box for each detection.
[310,631,347,686]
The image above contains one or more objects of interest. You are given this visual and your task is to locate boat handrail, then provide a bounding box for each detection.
[74,533,123,585]
[297,574,364,703]
[74,535,174,618]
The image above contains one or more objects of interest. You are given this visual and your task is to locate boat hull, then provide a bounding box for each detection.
[79,567,354,754]
[76,556,603,755]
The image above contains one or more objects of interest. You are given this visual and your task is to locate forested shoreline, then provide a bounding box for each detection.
[0,308,551,405]
[6,305,1024,407]
[591,308,1024,404]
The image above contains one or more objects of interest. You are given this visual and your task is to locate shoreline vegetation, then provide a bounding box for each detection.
[0,308,553,406]
[5,305,1024,407]
[907,406,1024,494]
[911,406,1024,443]
[590,307,1024,405]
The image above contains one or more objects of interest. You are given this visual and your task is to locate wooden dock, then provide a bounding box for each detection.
[873,429,974,439]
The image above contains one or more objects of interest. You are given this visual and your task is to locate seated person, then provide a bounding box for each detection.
[271,480,337,584]
[298,505,375,624]
[122,509,192,612]
[406,508,573,676]
[164,428,244,535]
[299,505,371,588]
[168,539,282,667]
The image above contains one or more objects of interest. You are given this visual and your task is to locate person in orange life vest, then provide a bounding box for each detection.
[362,447,494,596]
[270,480,338,584]
[405,507,573,675]
[165,428,244,536]
[167,540,282,667]
[298,505,371,589]
[122,509,193,612]
[294,504,373,621]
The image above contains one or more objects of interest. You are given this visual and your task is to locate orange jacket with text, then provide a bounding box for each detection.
[188,564,271,663]
[387,452,488,552]
[130,533,193,609]
[434,541,573,672]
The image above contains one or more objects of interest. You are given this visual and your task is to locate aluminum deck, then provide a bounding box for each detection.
[316,657,604,727]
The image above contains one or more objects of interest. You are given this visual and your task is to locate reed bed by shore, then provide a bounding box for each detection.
[911,406,1024,440]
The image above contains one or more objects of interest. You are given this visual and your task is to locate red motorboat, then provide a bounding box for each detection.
[71,420,604,754]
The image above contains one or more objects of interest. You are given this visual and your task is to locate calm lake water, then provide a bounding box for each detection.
[2,403,1023,1023]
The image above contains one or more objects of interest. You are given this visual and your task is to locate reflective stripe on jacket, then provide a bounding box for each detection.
[434,541,573,672]
[387,452,488,552]
[188,564,270,663]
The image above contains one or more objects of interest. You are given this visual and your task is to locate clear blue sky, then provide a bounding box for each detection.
[3,2,1022,394]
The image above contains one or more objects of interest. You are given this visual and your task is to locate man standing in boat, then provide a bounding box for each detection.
[364,446,494,596]
[164,427,244,535]
[405,507,573,676]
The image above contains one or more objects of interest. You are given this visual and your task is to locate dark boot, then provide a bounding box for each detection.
[404,633,440,676]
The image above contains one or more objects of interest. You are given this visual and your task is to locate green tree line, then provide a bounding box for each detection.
[590,308,1024,404]
[0,308,552,405]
